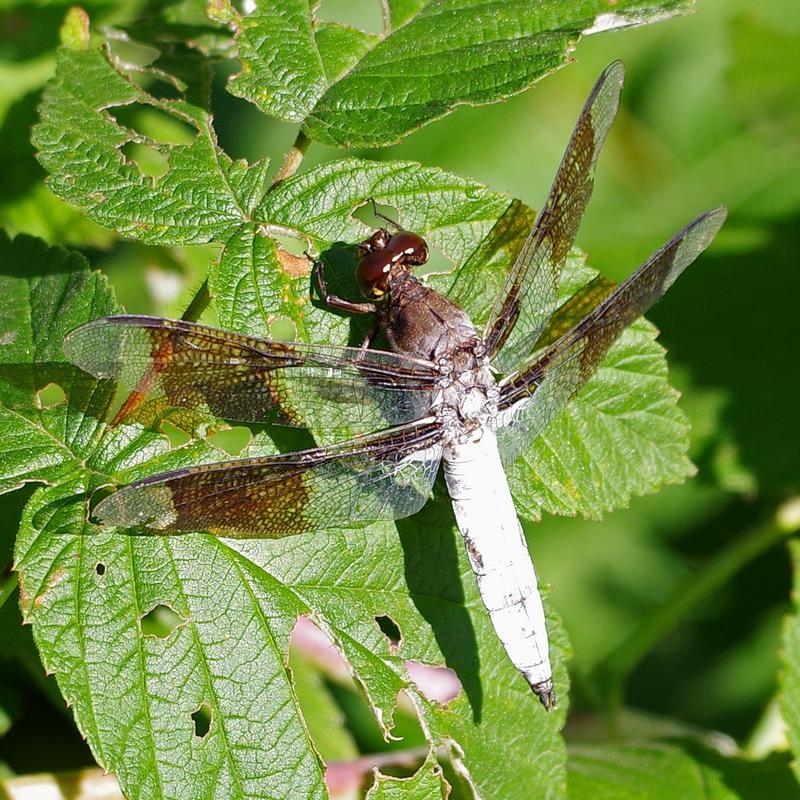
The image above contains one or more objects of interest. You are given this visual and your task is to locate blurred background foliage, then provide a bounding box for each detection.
[0,0,798,792]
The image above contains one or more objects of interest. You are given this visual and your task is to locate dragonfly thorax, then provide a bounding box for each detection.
[434,352,499,444]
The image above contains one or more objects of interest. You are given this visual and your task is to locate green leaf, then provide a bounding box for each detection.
[286,646,358,764]
[568,741,800,799]
[220,0,691,147]
[365,752,448,799]
[509,315,694,521]
[14,428,570,799]
[33,46,268,245]
[26,26,702,800]
[209,0,328,123]
[5,233,572,798]
[0,231,115,494]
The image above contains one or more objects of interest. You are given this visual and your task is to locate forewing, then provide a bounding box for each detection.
[483,61,625,374]
[92,420,443,537]
[495,208,727,465]
[63,315,438,438]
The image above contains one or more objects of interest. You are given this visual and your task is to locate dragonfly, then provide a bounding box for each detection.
[63,61,726,710]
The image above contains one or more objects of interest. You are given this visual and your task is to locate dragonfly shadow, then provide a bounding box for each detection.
[0,362,113,426]
[396,493,484,722]
[311,243,380,348]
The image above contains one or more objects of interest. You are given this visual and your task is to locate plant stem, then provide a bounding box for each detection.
[269,130,310,188]
[592,498,800,718]
[0,569,18,609]
[181,278,211,322]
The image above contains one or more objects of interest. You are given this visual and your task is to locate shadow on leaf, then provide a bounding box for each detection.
[396,492,483,722]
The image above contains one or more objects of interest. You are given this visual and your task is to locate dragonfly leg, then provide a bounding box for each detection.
[359,317,380,350]
[315,256,377,315]
[368,197,403,232]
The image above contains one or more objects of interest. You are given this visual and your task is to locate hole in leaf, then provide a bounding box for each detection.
[353,200,400,231]
[417,244,454,279]
[317,0,385,35]
[106,37,160,68]
[191,703,212,738]
[272,232,307,257]
[375,615,402,650]
[404,661,461,706]
[234,0,256,15]
[269,316,296,342]
[290,618,428,763]
[36,382,66,408]
[95,562,106,576]
[160,419,192,448]
[206,426,251,456]
[291,617,351,681]
[121,141,169,179]
[127,71,183,101]
[140,603,184,638]
[109,104,196,146]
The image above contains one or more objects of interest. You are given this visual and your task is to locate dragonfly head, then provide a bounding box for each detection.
[355,229,429,299]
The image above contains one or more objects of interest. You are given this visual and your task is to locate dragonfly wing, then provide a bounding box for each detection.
[64,315,438,438]
[93,419,443,537]
[494,208,727,465]
[483,61,625,375]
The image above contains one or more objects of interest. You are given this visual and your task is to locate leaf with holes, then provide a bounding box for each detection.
[214,0,692,147]
[23,16,706,800]
[365,751,448,798]
[6,232,572,799]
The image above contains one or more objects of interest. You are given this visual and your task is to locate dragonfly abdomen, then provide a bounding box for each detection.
[443,430,555,709]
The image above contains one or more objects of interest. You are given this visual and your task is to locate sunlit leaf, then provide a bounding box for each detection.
[220,0,692,147]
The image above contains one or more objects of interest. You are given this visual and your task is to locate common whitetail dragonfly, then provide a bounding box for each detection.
[64,62,725,710]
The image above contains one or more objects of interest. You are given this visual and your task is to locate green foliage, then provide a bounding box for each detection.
[4,229,571,795]
[214,0,691,146]
[1,0,798,798]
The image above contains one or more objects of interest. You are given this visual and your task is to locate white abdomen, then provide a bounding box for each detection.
[443,429,555,708]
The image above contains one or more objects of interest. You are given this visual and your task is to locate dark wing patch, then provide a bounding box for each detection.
[93,419,443,538]
[495,208,727,465]
[64,315,438,439]
[482,61,625,374]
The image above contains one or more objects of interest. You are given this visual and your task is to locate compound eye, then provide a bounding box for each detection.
[356,250,392,299]
[387,231,429,265]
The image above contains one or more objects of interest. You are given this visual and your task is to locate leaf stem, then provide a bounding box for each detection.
[592,497,800,719]
[269,130,310,188]
[0,569,18,609]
